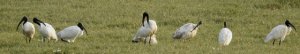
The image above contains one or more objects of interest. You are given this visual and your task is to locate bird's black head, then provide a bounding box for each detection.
[33,17,46,26]
[77,22,88,35]
[16,16,28,31]
[285,20,296,31]
[142,12,150,27]
[192,21,202,31]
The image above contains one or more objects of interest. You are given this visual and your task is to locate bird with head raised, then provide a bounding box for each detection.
[16,16,36,43]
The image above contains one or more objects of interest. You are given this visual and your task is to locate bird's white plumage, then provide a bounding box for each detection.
[57,26,84,42]
[22,22,35,34]
[218,28,232,46]
[145,34,158,45]
[264,25,291,43]
[132,20,158,44]
[173,23,199,39]
[37,23,58,42]
[21,22,36,42]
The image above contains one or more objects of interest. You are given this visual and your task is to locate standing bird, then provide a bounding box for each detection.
[16,16,36,43]
[132,12,158,45]
[264,20,296,45]
[57,23,88,43]
[33,18,58,42]
[218,22,232,46]
[173,21,202,39]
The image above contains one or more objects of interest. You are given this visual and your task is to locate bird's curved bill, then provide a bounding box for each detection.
[289,23,296,31]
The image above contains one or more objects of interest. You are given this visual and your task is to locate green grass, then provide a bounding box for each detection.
[0,0,299,54]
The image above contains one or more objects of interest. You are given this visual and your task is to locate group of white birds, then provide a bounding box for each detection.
[16,12,296,46]
[16,16,88,43]
[132,12,296,46]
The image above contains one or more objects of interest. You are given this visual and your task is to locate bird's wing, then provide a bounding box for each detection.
[173,31,185,39]
[133,27,148,41]
[264,25,287,42]
[225,29,232,44]
[219,28,226,44]
[58,27,78,39]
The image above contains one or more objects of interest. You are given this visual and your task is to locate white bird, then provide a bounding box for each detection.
[132,12,158,45]
[16,16,35,43]
[173,21,202,39]
[264,20,296,45]
[57,23,88,43]
[145,34,158,45]
[218,22,232,46]
[33,18,58,42]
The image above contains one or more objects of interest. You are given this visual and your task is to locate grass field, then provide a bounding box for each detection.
[0,0,299,54]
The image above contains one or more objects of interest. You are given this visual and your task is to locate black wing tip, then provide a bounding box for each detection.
[61,39,69,42]
[132,40,138,43]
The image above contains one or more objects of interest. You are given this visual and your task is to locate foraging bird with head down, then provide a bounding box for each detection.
[264,20,296,45]
[16,16,36,43]
[33,18,58,42]
[218,22,233,46]
[57,23,88,43]
[132,12,158,45]
[173,21,202,39]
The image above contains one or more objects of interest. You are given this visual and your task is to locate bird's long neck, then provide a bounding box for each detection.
[192,21,202,31]
[224,22,227,28]
[142,12,149,27]
[146,17,150,26]
[143,18,151,27]
[23,19,27,25]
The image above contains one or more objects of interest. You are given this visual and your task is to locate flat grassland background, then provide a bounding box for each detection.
[0,0,299,54]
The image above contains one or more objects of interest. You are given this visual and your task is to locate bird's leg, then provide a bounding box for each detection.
[29,38,31,43]
[149,34,152,45]
[43,38,46,42]
[25,37,28,43]
[272,40,275,45]
[279,40,281,45]
[47,38,51,43]
[144,37,147,44]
